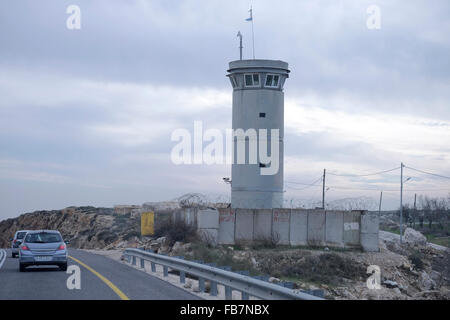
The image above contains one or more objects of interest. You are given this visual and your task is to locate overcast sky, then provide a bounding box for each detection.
[1,0,449,219]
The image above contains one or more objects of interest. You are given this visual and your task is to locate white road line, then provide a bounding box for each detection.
[0,249,6,269]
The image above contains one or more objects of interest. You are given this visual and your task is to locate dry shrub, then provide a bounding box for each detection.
[154,219,198,246]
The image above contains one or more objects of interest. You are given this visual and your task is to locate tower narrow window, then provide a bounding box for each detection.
[273,75,279,86]
[245,74,253,86]
[244,73,260,87]
[265,74,280,88]
[253,74,260,85]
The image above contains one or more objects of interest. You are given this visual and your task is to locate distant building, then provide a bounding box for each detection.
[113,205,141,217]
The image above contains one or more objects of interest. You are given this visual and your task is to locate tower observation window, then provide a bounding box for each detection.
[265,74,280,88]
[244,73,260,87]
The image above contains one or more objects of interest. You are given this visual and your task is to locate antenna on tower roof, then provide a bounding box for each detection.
[237,31,243,60]
[245,5,255,59]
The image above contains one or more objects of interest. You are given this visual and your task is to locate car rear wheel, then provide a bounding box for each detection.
[59,263,68,271]
[19,263,26,272]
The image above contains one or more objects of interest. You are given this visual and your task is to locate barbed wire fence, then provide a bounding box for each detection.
[172,164,449,212]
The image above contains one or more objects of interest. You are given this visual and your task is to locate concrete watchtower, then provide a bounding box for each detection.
[227,59,290,209]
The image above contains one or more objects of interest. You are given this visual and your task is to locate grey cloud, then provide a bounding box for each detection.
[0,0,449,218]
[1,0,449,118]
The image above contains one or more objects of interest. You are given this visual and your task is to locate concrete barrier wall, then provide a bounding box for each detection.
[218,208,235,244]
[176,208,378,252]
[307,211,326,246]
[197,208,219,245]
[289,210,308,246]
[184,208,197,226]
[235,209,254,241]
[253,209,272,241]
[360,211,379,252]
[197,208,219,229]
[325,211,344,247]
[343,211,361,246]
[272,209,290,245]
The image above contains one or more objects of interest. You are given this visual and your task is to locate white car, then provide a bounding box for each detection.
[10,230,30,258]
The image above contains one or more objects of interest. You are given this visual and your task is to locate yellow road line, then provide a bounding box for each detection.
[68,255,130,300]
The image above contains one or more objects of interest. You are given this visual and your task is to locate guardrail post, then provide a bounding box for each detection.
[163,265,168,277]
[253,275,270,282]
[219,266,232,271]
[219,266,233,300]
[132,256,136,266]
[236,271,250,300]
[198,278,205,292]
[210,281,218,296]
[236,270,250,276]
[180,271,185,284]
[282,281,294,289]
[151,262,156,272]
[225,286,232,300]
[140,258,145,269]
[310,289,324,298]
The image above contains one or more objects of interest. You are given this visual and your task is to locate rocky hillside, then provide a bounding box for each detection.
[0,206,141,249]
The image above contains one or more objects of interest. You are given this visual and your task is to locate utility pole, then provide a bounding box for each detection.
[322,169,326,209]
[400,162,404,244]
[378,191,383,216]
[413,193,417,210]
[413,193,417,227]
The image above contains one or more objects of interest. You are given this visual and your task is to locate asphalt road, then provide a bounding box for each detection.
[0,248,199,300]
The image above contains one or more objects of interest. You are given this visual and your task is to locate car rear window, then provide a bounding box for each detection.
[25,233,62,243]
[16,232,27,239]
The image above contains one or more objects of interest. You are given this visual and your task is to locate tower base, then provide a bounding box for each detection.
[231,190,283,209]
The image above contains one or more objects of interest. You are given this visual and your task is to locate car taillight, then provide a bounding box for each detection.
[57,244,66,250]
[21,245,30,251]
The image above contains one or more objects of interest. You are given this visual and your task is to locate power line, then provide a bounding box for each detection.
[405,166,450,180]
[286,184,322,191]
[285,177,322,191]
[404,188,450,192]
[327,185,397,192]
[285,177,322,186]
[285,164,450,195]
[327,185,449,192]
[327,167,401,177]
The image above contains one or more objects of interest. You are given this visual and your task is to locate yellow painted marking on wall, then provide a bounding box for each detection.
[141,211,154,236]
[69,255,130,300]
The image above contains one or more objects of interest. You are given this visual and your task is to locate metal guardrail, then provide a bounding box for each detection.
[124,248,323,300]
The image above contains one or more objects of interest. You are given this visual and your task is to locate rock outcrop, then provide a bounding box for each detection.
[0,206,141,249]
[404,228,428,246]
